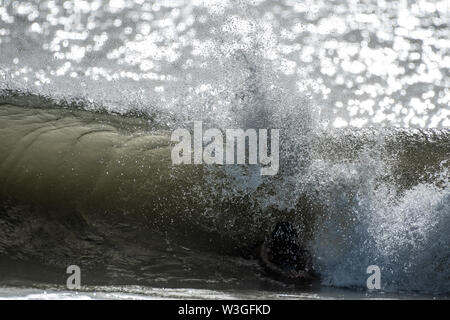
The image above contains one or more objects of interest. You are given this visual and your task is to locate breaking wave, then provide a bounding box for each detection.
[0,0,448,295]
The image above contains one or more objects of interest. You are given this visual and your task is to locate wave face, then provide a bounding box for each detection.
[0,102,449,294]
[0,0,449,294]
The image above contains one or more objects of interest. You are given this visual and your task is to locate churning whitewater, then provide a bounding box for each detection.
[0,0,449,297]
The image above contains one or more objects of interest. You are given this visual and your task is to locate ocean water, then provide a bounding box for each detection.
[0,0,449,299]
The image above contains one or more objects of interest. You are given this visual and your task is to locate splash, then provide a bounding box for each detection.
[309,149,449,294]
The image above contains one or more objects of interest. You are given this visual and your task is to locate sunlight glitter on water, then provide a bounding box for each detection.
[0,0,448,128]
